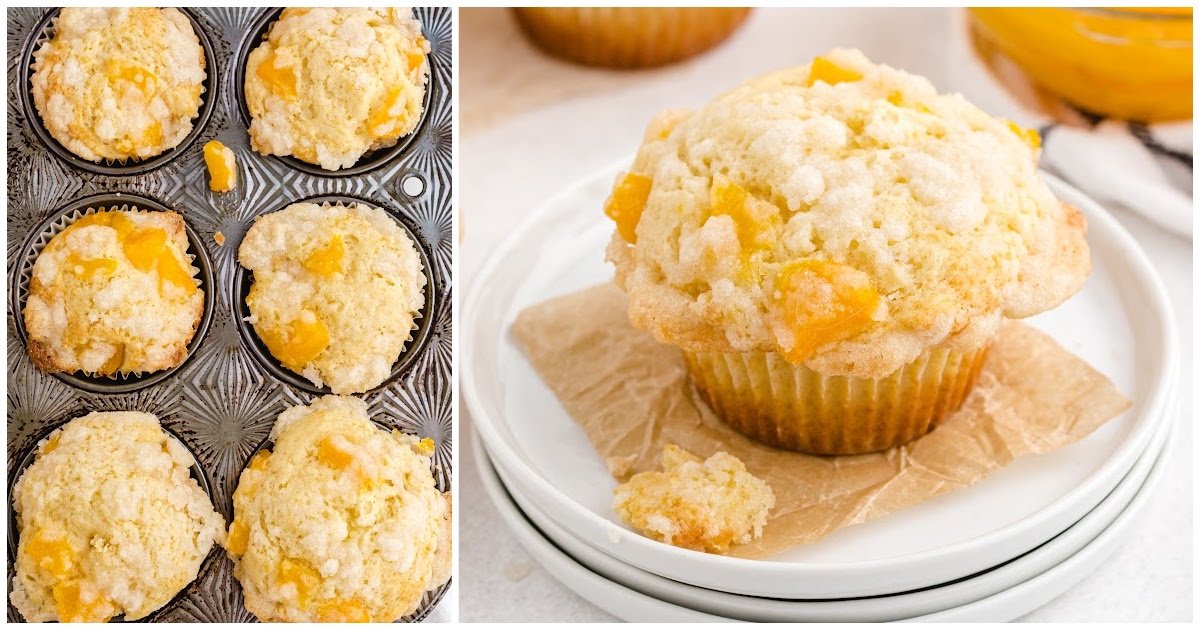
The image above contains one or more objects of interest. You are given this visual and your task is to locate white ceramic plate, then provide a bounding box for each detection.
[483,382,1172,622]
[462,166,1177,598]
[476,419,1172,623]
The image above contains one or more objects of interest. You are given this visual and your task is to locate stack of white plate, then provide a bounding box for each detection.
[462,168,1178,622]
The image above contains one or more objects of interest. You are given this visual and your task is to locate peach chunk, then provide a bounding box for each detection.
[768,260,880,364]
[154,250,197,296]
[52,581,114,623]
[123,227,168,272]
[317,434,356,471]
[806,56,863,87]
[39,432,61,455]
[278,558,321,607]
[709,175,778,250]
[25,532,73,579]
[248,450,272,472]
[105,60,156,96]
[259,313,330,372]
[318,598,371,623]
[203,140,237,192]
[604,172,653,244]
[226,520,249,556]
[98,343,125,375]
[303,235,344,276]
[256,51,297,100]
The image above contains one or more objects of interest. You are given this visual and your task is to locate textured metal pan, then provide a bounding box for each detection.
[6,7,453,623]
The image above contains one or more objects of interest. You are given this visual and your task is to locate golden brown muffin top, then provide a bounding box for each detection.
[606,48,1090,379]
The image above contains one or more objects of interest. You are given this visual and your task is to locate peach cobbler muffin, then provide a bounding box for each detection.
[238,201,426,394]
[244,8,430,170]
[30,8,206,162]
[605,49,1090,454]
[10,411,224,622]
[226,396,451,622]
[23,208,203,376]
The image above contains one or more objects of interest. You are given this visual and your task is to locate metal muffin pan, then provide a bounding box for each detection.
[6,7,453,623]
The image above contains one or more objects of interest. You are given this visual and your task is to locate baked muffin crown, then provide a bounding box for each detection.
[23,208,204,376]
[10,411,224,622]
[30,8,206,162]
[228,396,449,622]
[606,48,1090,379]
[243,8,430,170]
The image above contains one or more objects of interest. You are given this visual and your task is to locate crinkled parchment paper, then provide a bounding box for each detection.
[511,283,1132,559]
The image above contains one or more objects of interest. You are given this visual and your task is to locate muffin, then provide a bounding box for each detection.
[238,201,426,394]
[244,8,430,170]
[512,8,751,69]
[30,8,206,162]
[604,48,1091,454]
[225,395,451,622]
[614,445,774,553]
[23,208,204,376]
[10,411,225,622]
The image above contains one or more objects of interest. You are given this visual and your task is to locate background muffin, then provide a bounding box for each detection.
[238,201,426,394]
[605,48,1090,454]
[30,7,206,162]
[226,396,451,622]
[513,8,751,69]
[23,208,204,376]
[244,8,429,170]
[10,411,225,622]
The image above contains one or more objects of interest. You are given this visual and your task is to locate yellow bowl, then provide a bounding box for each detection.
[968,7,1192,122]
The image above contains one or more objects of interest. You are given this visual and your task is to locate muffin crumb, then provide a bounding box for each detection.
[613,445,774,553]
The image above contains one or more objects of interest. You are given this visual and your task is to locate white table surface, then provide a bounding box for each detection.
[457,8,1192,622]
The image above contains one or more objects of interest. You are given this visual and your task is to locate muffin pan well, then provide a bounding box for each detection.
[17,8,219,176]
[234,7,436,177]
[6,7,453,623]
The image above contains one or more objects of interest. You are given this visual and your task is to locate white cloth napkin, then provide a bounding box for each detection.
[945,10,1193,239]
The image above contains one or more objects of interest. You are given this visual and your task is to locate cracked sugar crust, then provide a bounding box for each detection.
[244,8,430,170]
[606,48,1090,379]
[238,202,426,395]
[613,445,775,554]
[23,209,204,376]
[227,396,451,622]
[10,412,225,622]
[30,8,206,162]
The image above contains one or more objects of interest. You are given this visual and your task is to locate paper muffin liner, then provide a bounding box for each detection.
[682,343,991,455]
[17,198,212,390]
[233,196,434,395]
[23,9,213,173]
[512,7,752,69]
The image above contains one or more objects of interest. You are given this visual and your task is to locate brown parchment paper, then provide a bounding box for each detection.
[510,283,1132,559]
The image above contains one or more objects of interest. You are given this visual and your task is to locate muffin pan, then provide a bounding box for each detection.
[16,7,219,176]
[6,7,453,623]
